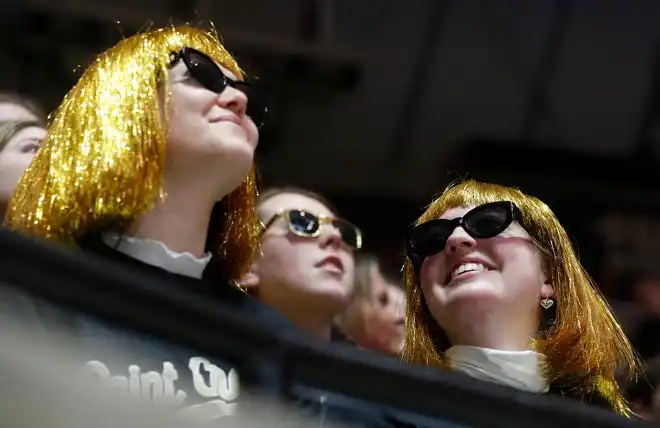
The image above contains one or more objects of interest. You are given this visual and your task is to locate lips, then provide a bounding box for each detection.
[444,258,495,285]
[211,115,241,126]
[317,255,344,274]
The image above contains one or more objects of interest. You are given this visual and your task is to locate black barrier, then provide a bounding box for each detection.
[0,229,649,428]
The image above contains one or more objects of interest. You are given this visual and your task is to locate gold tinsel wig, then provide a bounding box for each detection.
[401,180,640,416]
[5,24,261,283]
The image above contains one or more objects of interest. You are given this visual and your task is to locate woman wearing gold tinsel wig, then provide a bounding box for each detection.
[4,24,298,422]
[403,180,640,416]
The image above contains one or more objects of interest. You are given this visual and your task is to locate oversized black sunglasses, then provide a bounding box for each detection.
[405,201,521,269]
[170,47,268,128]
[263,209,363,249]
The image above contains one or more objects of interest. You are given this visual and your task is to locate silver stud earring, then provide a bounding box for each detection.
[540,298,554,310]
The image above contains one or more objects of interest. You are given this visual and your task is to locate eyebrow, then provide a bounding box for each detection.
[7,136,40,150]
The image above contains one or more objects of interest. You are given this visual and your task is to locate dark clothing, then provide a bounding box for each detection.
[40,239,297,423]
[0,234,465,426]
[34,240,419,426]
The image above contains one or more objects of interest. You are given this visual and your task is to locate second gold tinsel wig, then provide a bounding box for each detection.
[5,25,261,282]
[401,180,640,416]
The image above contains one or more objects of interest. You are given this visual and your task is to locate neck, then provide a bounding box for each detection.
[284,307,337,341]
[126,180,220,258]
[449,332,534,351]
[447,310,538,351]
[269,296,340,341]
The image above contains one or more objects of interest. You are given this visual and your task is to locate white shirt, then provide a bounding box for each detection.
[445,345,549,393]
[102,233,212,279]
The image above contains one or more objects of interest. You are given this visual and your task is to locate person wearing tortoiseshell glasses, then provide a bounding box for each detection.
[242,186,362,341]
[244,187,419,427]
[402,179,640,416]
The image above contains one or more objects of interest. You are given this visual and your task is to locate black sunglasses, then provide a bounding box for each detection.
[263,209,363,249]
[405,201,521,269]
[170,47,268,128]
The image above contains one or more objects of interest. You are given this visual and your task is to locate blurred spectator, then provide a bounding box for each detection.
[0,92,45,123]
[626,355,660,421]
[339,253,405,355]
[244,187,361,340]
[0,120,44,217]
[623,271,660,360]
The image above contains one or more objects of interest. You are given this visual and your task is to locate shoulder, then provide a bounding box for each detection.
[547,376,623,414]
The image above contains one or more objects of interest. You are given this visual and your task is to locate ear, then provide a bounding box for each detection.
[541,278,555,300]
[239,264,260,292]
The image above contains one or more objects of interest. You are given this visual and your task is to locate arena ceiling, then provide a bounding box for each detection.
[5,0,660,201]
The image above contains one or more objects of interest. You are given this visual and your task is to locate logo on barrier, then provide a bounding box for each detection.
[84,357,239,421]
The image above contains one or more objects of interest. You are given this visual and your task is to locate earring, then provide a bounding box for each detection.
[231,280,248,294]
[540,298,554,310]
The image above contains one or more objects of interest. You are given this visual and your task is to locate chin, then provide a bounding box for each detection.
[314,279,352,302]
[443,280,503,305]
[220,143,255,181]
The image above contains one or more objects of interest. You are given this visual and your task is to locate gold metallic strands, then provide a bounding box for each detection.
[401,180,640,416]
[5,24,261,283]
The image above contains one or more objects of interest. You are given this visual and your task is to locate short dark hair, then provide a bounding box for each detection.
[256,186,339,216]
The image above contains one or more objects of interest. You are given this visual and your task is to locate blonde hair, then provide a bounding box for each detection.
[401,180,639,415]
[352,253,380,299]
[5,24,260,282]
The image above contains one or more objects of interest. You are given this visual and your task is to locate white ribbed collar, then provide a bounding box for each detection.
[446,345,549,393]
[102,233,212,279]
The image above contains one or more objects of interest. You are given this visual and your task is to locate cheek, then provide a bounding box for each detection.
[419,256,443,291]
[245,120,259,143]
[168,88,214,124]
[261,240,310,277]
[0,153,32,177]
[0,155,31,199]
[342,254,355,282]
[497,244,545,285]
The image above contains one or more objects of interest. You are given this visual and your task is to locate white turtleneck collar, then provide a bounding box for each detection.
[445,345,549,393]
[102,233,212,279]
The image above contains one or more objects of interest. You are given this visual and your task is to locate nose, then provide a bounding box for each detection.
[319,223,343,249]
[445,226,477,254]
[217,85,248,117]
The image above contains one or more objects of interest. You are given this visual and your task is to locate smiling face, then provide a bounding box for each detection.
[254,192,356,313]
[401,180,640,413]
[418,205,553,348]
[166,59,259,195]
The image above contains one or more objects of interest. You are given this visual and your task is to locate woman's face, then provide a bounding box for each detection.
[418,205,553,346]
[256,192,356,311]
[165,59,259,194]
[0,126,45,203]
